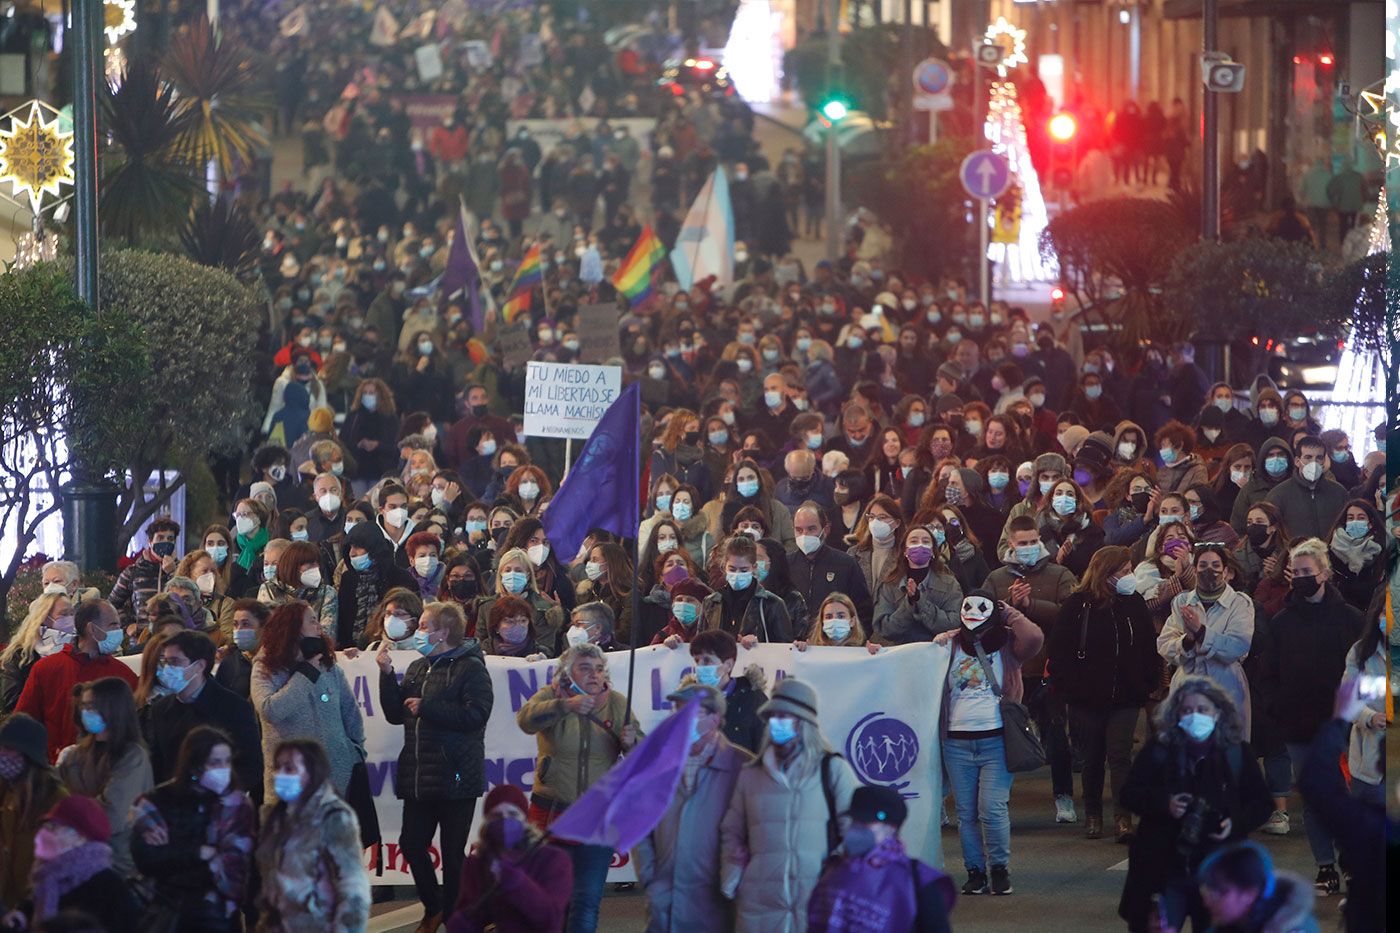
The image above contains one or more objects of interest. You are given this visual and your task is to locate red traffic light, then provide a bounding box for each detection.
[1318,53,1334,66]
[1048,112,1078,142]
[1050,286,1065,303]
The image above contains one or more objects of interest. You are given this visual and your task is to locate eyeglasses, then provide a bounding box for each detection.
[1192,541,1227,549]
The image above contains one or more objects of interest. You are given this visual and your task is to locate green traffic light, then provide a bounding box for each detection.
[820,99,849,122]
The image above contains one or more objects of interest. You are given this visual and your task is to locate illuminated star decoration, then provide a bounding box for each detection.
[0,101,76,212]
[104,0,137,44]
[983,17,1028,77]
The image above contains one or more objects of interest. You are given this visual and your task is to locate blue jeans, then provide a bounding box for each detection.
[1285,742,1335,865]
[565,843,613,933]
[1262,750,1292,799]
[944,735,1014,871]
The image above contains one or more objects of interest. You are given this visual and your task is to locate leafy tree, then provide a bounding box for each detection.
[88,249,264,553]
[0,264,147,617]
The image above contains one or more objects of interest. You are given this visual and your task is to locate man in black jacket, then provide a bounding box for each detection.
[143,631,262,802]
[377,601,494,933]
[689,629,766,753]
[787,503,874,628]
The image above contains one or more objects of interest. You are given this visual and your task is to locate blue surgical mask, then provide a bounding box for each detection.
[412,629,437,655]
[1051,494,1077,516]
[1160,446,1178,465]
[1178,712,1216,742]
[737,479,759,498]
[206,544,229,565]
[502,571,529,594]
[671,501,693,521]
[1114,573,1138,596]
[672,601,699,624]
[290,529,309,542]
[726,570,753,591]
[988,471,1009,491]
[768,717,798,745]
[273,772,303,803]
[1014,544,1041,565]
[80,709,107,735]
[1188,504,1202,522]
[756,560,770,582]
[234,629,259,652]
[655,494,673,513]
[1158,513,1182,526]
[96,628,123,655]
[1084,385,1103,400]
[933,528,946,546]
[695,664,721,686]
[350,553,372,572]
[708,429,729,446]
[479,439,498,457]
[1330,449,1349,463]
[1343,520,1369,540]
[157,664,190,693]
[465,520,488,535]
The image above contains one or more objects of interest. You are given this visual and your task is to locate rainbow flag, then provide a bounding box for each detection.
[613,225,666,305]
[500,244,542,325]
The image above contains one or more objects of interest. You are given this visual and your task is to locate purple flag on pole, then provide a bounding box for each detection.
[548,699,701,852]
[539,381,640,563]
[439,201,484,332]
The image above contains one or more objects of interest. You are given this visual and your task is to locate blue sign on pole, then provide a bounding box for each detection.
[912,58,951,96]
[959,150,1011,200]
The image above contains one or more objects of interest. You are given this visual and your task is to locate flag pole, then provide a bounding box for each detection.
[623,385,642,723]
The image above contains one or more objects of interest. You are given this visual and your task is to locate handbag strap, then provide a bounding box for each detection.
[970,642,1005,699]
[1077,601,1092,660]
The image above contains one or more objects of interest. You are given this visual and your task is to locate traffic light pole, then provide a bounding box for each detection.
[975,32,989,309]
[1202,0,1220,240]
[824,0,842,262]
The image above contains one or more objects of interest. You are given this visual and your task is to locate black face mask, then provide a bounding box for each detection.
[684,431,700,445]
[491,527,509,545]
[1290,575,1321,598]
[1196,568,1223,593]
[471,403,489,418]
[300,636,325,661]
[1130,491,1151,514]
[450,578,478,600]
[944,521,965,545]
[1245,524,1270,547]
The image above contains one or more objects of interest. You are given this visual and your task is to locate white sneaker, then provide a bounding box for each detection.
[1055,795,1078,823]
[1262,810,1290,835]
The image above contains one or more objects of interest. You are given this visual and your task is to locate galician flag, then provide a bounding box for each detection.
[669,168,735,292]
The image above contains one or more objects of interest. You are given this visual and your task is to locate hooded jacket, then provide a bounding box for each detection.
[1263,464,1348,541]
[379,640,494,800]
[1256,584,1362,744]
[1048,591,1161,709]
[1236,388,1287,451]
[335,521,418,648]
[1230,437,1293,532]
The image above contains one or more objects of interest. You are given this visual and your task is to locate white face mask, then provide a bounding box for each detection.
[565,625,590,647]
[796,534,823,555]
[518,481,541,500]
[527,543,551,566]
[196,572,216,595]
[414,554,439,577]
[385,507,409,528]
[317,492,342,514]
[299,567,322,589]
[234,515,258,537]
[384,614,411,642]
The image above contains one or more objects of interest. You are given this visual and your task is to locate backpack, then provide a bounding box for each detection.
[819,750,843,857]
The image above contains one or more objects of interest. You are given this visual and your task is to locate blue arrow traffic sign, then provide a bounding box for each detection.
[959,150,1011,200]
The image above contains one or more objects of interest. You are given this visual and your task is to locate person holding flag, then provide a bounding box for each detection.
[516,643,639,932]
[613,225,667,310]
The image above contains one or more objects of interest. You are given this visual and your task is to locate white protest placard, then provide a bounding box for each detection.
[523,361,623,440]
[414,44,443,83]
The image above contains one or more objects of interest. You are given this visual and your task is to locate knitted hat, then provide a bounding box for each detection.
[308,407,335,434]
[935,394,964,416]
[936,361,963,384]
[1199,406,1226,429]
[670,578,713,603]
[1058,426,1090,457]
[249,481,275,501]
[758,677,819,726]
[482,783,528,816]
[0,713,48,767]
[44,795,111,844]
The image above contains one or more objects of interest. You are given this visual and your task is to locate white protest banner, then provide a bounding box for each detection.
[131,643,946,884]
[414,44,444,84]
[523,361,623,440]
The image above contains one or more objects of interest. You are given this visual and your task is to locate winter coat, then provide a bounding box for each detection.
[983,557,1077,679]
[335,559,419,648]
[0,648,39,715]
[1156,453,1209,494]
[446,839,573,933]
[720,746,860,933]
[251,657,365,801]
[379,641,493,800]
[1299,719,1383,933]
[1229,438,1294,531]
[700,586,794,643]
[1256,585,1362,745]
[255,782,370,932]
[1264,473,1349,541]
[472,593,566,657]
[517,685,634,807]
[1036,510,1106,578]
[1047,592,1160,710]
[723,666,769,753]
[634,736,754,932]
[1117,735,1273,930]
[872,571,963,644]
[1328,540,1385,613]
[144,679,263,796]
[258,579,339,637]
[1343,640,1386,786]
[108,553,173,629]
[789,545,874,630]
[651,448,715,504]
[56,742,152,878]
[37,863,142,933]
[14,645,138,761]
[1157,585,1255,738]
[0,768,66,906]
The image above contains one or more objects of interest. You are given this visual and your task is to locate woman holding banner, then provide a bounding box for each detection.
[517,643,638,933]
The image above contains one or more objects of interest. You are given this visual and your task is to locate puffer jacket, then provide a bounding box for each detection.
[719,745,860,933]
[517,685,634,807]
[872,570,963,644]
[634,736,754,933]
[379,640,494,800]
[724,666,769,753]
[255,782,369,932]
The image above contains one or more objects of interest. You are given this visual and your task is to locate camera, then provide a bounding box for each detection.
[1358,674,1387,701]
[1200,53,1246,93]
[1177,796,1223,851]
[975,43,1004,68]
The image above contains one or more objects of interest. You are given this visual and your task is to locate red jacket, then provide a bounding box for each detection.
[14,644,138,761]
[447,841,572,933]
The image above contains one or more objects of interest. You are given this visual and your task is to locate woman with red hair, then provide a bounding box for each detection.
[250,601,365,801]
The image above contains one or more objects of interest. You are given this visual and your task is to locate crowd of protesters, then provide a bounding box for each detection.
[0,2,1392,932]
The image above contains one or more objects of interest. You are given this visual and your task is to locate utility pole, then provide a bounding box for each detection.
[824,0,843,262]
[62,0,117,573]
[1202,0,1220,240]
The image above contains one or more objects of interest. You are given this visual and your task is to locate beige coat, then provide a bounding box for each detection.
[517,685,635,806]
[719,743,859,933]
[634,736,753,932]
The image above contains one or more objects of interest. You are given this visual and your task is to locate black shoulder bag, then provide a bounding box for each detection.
[971,642,1046,773]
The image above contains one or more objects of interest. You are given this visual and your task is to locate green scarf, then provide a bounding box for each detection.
[235,526,269,572]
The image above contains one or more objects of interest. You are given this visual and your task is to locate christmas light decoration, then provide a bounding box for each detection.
[984,80,1054,282]
[12,229,59,270]
[982,17,1028,77]
[0,100,75,212]
[723,0,782,104]
[104,0,137,44]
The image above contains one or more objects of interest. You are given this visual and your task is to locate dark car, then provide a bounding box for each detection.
[657,55,734,99]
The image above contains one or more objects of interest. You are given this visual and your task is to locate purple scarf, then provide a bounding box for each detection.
[31,841,112,921]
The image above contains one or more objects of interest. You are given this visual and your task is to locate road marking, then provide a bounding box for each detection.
[368,905,426,932]
[1107,858,1130,871]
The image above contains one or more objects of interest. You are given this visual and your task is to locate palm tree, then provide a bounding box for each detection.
[181,196,262,280]
[100,56,201,245]
[163,15,268,179]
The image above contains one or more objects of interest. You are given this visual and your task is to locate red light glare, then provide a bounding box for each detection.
[1048,113,1078,142]
[693,59,715,71]
[1050,286,1065,301]
[1292,55,1305,65]
[1318,53,1334,66]
[1251,336,1259,346]
[669,83,684,96]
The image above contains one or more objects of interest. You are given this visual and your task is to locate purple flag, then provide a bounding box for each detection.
[539,382,640,563]
[548,699,701,851]
[439,201,484,332]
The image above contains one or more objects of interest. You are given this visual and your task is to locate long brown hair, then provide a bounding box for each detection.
[881,523,949,584]
[62,677,144,798]
[261,601,331,671]
[1072,546,1132,605]
[659,409,699,451]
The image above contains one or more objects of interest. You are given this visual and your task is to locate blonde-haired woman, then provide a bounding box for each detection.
[518,643,637,931]
[720,677,858,930]
[472,547,565,655]
[342,377,399,493]
[1,591,75,713]
[795,593,880,654]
